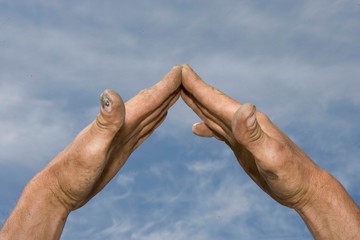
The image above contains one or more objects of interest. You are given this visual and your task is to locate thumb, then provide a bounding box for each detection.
[231,103,280,173]
[232,103,264,146]
[92,89,125,141]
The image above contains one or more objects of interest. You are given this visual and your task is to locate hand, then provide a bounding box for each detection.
[181,64,320,208]
[46,65,182,211]
[0,65,182,239]
[181,64,360,239]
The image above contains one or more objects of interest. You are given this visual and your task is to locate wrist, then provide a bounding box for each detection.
[28,170,71,217]
[0,171,70,239]
[296,169,360,239]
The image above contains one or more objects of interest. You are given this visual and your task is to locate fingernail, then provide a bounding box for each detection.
[192,123,200,131]
[100,93,112,113]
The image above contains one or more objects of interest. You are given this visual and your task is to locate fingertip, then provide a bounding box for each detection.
[181,64,196,76]
[161,65,182,87]
[181,64,201,90]
[100,91,112,113]
[233,103,256,130]
[173,65,183,81]
[192,122,215,138]
[99,89,125,129]
[232,103,259,145]
[192,122,201,134]
[171,65,182,75]
[172,64,183,78]
[182,63,192,70]
[173,64,183,70]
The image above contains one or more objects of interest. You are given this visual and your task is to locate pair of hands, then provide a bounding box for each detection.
[41,64,318,213]
[2,64,359,239]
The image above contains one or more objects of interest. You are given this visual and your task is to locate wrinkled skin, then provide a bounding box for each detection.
[47,65,183,211]
[181,64,360,239]
[1,64,359,240]
[181,64,324,209]
[0,66,182,239]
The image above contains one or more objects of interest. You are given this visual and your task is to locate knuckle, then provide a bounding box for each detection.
[96,115,111,130]
[256,111,271,123]
[247,122,263,144]
[138,88,149,96]
[138,88,156,103]
[269,141,293,169]
[95,114,121,132]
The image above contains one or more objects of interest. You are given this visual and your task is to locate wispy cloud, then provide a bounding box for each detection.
[62,141,311,239]
[0,0,359,239]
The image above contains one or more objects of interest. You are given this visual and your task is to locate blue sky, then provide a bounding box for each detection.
[0,0,359,239]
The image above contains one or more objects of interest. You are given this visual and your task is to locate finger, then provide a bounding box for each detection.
[125,65,182,124]
[47,90,126,209]
[76,89,125,156]
[132,89,180,135]
[89,110,169,197]
[181,89,232,140]
[91,66,182,195]
[96,89,125,136]
[231,103,289,176]
[181,64,241,125]
[124,89,180,141]
[59,89,125,161]
[192,122,215,138]
[131,111,168,152]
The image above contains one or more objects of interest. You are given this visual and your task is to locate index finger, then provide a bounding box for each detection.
[181,64,241,125]
[125,65,182,121]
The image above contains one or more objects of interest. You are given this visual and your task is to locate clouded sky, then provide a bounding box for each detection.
[1,0,359,239]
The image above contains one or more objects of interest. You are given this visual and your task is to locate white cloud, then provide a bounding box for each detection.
[100,218,133,238]
[116,171,137,187]
[0,82,75,167]
[187,159,228,173]
[1,1,359,239]
[64,143,311,239]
